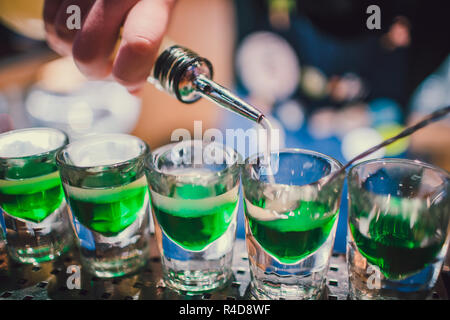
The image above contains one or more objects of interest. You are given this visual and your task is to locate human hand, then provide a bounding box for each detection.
[43,0,176,94]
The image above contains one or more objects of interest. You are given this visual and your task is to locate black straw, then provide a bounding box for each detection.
[324,105,450,184]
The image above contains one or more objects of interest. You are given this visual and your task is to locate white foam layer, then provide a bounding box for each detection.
[0,128,66,158]
[63,176,147,202]
[0,171,59,187]
[0,171,61,195]
[150,184,239,215]
[244,199,288,221]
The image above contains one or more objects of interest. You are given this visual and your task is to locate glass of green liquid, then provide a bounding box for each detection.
[347,158,450,299]
[56,134,151,278]
[146,140,241,293]
[242,149,345,300]
[0,127,72,263]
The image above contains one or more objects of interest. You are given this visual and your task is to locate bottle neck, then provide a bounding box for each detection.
[148,44,264,123]
[148,45,213,103]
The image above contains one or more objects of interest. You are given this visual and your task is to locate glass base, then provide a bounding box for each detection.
[348,286,434,300]
[75,204,151,278]
[155,210,237,294]
[245,219,336,300]
[347,240,444,300]
[2,202,73,264]
[162,254,233,293]
[81,249,149,278]
[8,241,71,264]
[248,271,326,300]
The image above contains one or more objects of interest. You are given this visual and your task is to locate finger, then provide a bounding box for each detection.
[43,0,64,34]
[43,0,70,55]
[72,0,139,79]
[112,0,175,92]
[53,0,94,44]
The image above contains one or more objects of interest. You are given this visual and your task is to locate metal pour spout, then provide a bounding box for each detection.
[148,45,265,124]
[193,75,264,123]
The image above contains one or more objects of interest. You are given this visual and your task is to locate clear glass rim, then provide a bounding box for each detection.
[348,157,450,183]
[0,127,69,161]
[244,147,344,186]
[56,133,149,172]
[146,139,242,178]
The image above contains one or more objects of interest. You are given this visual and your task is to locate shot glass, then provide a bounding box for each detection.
[347,158,450,300]
[242,149,345,300]
[57,134,151,278]
[0,128,72,263]
[146,140,241,293]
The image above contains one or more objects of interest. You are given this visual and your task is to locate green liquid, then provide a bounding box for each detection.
[65,177,148,237]
[0,172,64,223]
[245,199,337,264]
[151,184,238,251]
[350,212,444,280]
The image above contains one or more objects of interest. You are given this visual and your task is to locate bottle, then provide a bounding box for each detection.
[0,0,265,123]
[148,42,264,123]
[149,42,276,182]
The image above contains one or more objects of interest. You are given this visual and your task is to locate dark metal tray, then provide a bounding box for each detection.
[0,236,448,300]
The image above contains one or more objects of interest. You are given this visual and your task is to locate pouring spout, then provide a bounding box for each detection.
[194,75,264,123]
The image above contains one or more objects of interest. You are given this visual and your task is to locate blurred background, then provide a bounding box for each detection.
[0,0,449,253]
